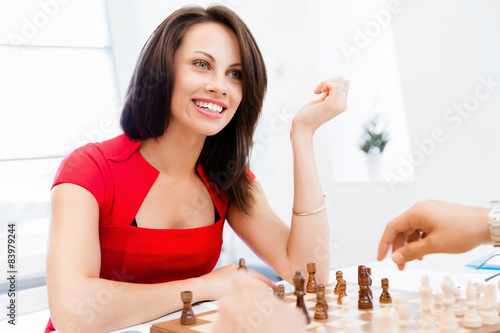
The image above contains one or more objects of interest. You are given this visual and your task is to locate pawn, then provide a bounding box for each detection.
[453,287,465,317]
[237,258,247,271]
[334,270,343,295]
[317,284,329,310]
[274,284,285,301]
[314,298,328,320]
[433,293,443,323]
[379,277,392,305]
[180,291,196,325]
[306,262,318,293]
[337,278,347,305]
[463,281,482,329]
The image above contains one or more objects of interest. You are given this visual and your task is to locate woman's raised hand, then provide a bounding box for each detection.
[292,77,349,136]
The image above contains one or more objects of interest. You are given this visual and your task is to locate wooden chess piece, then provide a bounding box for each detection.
[314,298,328,320]
[334,270,343,295]
[293,270,311,324]
[379,277,392,305]
[180,291,196,325]
[337,278,347,305]
[317,284,328,310]
[237,258,247,271]
[306,262,318,293]
[358,265,373,310]
[274,284,285,301]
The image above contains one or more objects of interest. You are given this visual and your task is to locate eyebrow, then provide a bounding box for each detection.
[193,51,241,68]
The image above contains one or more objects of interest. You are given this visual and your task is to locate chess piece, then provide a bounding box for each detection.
[306,262,318,293]
[463,281,482,328]
[479,282,500,325]
[293,270,311,324]
[379,277,392,305]
[418,276,437,333]
[397,300,410,333]
[237,258,247,271]
[334,270,343,295]
[358,265,373,310]
[337,278,347,305]
[433,293,443,323]
[439,276,460,332]
[374,307,395,333]
[314,298,328,320]
[317,284,329,310]
[453,287,465,317]
[274,284,285,301]
[180,291,196,325]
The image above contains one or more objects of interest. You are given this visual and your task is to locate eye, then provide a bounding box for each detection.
[194,60,210,70]
[228,70,242,80]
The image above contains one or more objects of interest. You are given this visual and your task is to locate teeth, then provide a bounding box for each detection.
[194,100,224,113]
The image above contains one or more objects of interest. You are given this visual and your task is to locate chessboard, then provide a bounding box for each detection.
[150,281,500,333]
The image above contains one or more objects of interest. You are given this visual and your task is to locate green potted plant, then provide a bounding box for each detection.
[359,116,389,179]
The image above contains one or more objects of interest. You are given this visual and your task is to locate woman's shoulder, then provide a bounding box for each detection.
[75,134,142,162]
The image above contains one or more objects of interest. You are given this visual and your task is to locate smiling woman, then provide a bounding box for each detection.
[45,4,347,333]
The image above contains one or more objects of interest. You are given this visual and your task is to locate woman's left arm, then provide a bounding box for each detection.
[227,77,349,284]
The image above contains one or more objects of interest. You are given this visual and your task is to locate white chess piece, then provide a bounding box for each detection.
[374,307,395,333]
[463,281,482,329]
[395,298,410,333]
[452,287,465,317]
[433,293,443,323]
[479,282,500,325]
[420,275,433,311]
[439,277,459,332]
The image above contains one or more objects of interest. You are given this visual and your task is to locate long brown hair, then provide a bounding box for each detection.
[120,5,267,214]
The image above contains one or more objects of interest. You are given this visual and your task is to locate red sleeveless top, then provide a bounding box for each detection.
[45,134,244,332]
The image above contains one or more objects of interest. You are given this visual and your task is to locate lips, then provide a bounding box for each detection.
[193,99,226,114]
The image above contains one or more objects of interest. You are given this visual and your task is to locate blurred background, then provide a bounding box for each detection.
[1,0,500,317]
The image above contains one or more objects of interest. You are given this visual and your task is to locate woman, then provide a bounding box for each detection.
[46,5,349,332]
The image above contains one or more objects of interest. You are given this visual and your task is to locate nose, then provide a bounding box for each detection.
[205,72,228,96]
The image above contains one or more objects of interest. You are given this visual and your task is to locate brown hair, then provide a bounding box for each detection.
[120,5,267,213]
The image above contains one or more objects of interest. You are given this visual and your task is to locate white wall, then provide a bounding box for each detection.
[106,0,500,270]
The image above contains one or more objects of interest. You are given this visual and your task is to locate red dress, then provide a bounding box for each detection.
[45,134,243,332]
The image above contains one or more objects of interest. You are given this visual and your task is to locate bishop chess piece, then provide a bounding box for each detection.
[306,262,318,293]
[180,291,196,325]
[379,277,392,305]
[334,270,343,295]
[237,258,247,271]
[293,270,311,324]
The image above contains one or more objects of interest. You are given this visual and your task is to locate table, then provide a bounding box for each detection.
[0,245,498,333]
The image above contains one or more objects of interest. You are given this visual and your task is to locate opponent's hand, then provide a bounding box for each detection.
[292,77,349,136]
[377,200,491,270]
[199,264,275,300]
[212,272,306,333]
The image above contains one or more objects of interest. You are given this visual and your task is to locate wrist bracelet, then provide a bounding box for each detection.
[489,200,500,247]
[292,195,328,216]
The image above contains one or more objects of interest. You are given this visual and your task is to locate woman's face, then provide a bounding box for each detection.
[169,22,243,137]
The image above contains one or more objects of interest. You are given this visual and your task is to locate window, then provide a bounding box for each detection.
[0,0,119,311]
